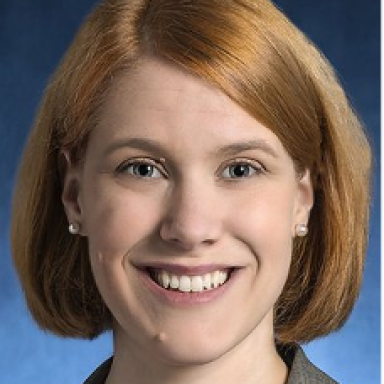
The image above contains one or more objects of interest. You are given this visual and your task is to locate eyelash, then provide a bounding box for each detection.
[219,159,266,179]
[115,158,167,179]
[115,158,266,180]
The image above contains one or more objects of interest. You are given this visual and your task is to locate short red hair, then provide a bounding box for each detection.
[12,0,371,342]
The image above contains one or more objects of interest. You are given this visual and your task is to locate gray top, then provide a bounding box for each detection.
[83,345,338,384]
[285,347,338,384]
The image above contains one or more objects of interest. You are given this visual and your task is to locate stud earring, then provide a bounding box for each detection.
[295,223,308,237]
[68,222,80,235]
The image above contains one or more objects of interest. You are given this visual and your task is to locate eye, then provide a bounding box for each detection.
[116,159,164,178]
[221,161,264,179]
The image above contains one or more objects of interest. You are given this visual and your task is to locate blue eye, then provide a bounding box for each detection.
[222,162,262,178]
[117,161,163,178]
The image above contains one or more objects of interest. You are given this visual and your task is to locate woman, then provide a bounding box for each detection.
[11,0,371,383]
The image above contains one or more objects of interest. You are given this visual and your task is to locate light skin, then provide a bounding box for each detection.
[62,58,313,384]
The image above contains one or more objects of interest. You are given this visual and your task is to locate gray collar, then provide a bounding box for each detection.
[83,345,337,384]
[284,346,338,384]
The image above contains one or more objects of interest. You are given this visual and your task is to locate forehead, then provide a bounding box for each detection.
[89,57,291,159]
[101,58,243,118]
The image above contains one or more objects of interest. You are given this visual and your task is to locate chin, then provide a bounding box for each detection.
[156,341,232,367]
[149,328,242,367]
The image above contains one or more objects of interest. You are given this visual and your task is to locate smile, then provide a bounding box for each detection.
[149,269,230,293]
[137,264,239,305]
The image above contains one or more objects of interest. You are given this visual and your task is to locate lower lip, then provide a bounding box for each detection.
[138,269,240,306]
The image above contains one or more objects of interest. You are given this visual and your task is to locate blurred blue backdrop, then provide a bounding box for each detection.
[0,1,379,383]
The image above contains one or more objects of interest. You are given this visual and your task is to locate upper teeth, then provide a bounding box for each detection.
[153,270,229,293]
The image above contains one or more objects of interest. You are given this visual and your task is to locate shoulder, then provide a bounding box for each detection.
[82,357,112,384]
[281,345,339,384]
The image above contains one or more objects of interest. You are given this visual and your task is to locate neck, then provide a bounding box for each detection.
[105,313,288,384]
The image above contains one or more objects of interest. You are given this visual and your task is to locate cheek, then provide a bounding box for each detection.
[82,185,163,331]
[233,192,295,313]
[82,184,162,256]
[231,186,296,267]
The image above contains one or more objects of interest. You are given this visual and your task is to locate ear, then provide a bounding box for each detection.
[292,169,314,237]
[60,150,86,236]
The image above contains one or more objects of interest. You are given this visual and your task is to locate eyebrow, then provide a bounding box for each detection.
[103,137,278,159]
[215,140,278,158]
[103,138,167,157]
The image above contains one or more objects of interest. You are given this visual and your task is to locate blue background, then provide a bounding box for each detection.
[0,1,380,383]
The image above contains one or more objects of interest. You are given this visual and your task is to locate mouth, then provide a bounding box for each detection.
[136,264,240,305]
[145,267,234,293]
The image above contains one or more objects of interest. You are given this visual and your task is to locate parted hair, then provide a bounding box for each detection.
[12,0,371,343]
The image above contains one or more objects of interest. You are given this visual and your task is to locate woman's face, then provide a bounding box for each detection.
[63,58,312,365]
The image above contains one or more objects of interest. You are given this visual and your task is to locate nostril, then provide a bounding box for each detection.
[159,220,220,250]
[158,186,223,247]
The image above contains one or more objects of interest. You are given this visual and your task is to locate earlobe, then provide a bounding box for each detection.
[293,169,314,236]
[60,150,85,235]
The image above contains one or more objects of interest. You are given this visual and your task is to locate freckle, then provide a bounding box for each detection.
[154,332,167,342]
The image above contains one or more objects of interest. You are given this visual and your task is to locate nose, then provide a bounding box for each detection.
[159,183,223,251]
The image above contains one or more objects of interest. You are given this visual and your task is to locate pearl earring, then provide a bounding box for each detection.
[295,223,308,237]
[68,222,80,235]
